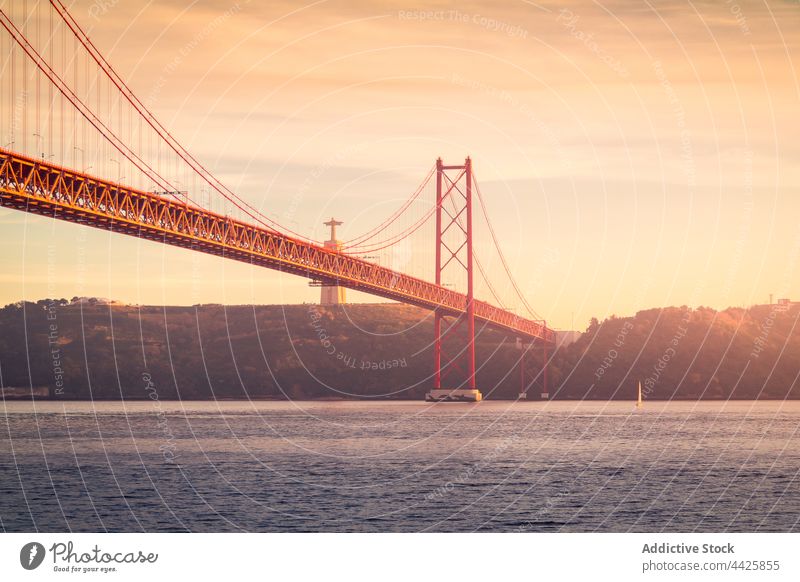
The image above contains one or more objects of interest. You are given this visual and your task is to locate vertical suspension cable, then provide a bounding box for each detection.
[49,0,325,241]
[4,0,11,149]
[35,0,39,157]
[47,0,52,159]
[60,3,64,163]
[0,13,193,202]
[22,0,27,154]
[72,14,77,167]
[473,173,544,321]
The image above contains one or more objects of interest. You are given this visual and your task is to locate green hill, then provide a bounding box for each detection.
[0,300,797,400]
[559,304,800,400]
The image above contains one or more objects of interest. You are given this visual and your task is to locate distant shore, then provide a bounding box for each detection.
[0,300,797,401]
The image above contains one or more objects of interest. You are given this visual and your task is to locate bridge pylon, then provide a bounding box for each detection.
[426,157,482,403]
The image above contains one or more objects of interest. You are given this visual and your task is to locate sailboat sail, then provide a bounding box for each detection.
[636,381,643,408]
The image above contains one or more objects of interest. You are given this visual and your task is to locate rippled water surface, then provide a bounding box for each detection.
[1,400,798,532]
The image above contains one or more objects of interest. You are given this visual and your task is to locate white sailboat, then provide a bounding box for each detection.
[636,380,643,409]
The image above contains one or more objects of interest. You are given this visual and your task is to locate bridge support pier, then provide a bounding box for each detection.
[518,338,549,400]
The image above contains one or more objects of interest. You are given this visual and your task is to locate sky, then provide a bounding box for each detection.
[1,0,798,330]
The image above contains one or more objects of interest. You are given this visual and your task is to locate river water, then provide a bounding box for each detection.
[1,400,798,532]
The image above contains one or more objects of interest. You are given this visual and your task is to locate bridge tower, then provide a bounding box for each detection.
[426,158,482,403]
[320,217,346,305]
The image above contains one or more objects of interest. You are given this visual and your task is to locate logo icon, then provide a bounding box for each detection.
[20,542,46,570]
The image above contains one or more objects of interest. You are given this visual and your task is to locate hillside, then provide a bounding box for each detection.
[0,300,797,400]
[559,304,800,400]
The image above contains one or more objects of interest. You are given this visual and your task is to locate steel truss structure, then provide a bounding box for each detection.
[0,149,556,345]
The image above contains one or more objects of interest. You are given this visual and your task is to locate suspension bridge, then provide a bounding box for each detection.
[0,1,555,402]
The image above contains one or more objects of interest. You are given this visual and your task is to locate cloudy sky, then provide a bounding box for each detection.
[1,0,798,329]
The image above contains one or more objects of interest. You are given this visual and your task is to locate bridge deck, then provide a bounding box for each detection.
[0,149,555,343]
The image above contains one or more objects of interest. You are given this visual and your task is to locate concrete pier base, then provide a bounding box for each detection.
[425,388,482,402]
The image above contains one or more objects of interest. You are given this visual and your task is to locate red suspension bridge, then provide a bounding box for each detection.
[0,1,555,401]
